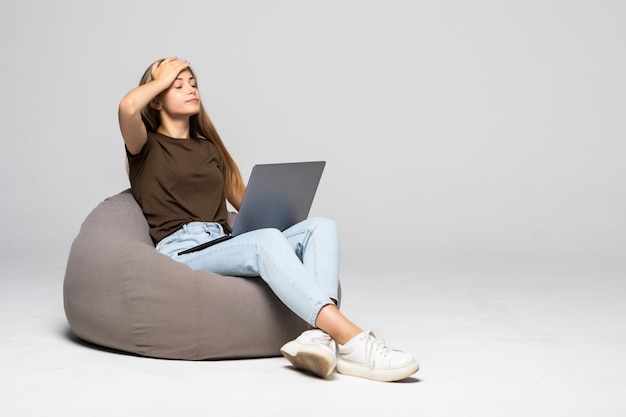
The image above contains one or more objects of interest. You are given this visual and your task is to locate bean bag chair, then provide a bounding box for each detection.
[63,189,310,360]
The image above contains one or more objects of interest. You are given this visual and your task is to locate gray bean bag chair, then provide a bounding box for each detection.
[63,189,310,360]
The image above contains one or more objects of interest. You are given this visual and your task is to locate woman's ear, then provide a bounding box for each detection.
[149,99,162,111]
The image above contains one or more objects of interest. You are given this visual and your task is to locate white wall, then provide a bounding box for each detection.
[1,0,624,271]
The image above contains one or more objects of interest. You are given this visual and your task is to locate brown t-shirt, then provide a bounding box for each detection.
[127,131,232,244]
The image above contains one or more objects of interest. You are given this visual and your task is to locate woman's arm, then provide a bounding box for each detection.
[226,184,246,212]
[118,57,189,155]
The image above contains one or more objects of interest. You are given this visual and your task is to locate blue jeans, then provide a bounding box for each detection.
[155,217,340,326]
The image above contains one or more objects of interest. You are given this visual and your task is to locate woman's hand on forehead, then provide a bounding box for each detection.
[151,57,190,84]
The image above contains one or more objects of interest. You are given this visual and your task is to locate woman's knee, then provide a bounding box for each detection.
[309,217,339,239]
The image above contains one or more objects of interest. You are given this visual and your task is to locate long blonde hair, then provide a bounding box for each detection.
[137,60,245,199]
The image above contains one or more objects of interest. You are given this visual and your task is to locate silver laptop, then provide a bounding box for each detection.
[178,161,325,255]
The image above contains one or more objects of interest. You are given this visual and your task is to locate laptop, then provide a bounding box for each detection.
[178,160,326,255]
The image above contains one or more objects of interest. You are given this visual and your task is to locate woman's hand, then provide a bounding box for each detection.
[150,57,190,86]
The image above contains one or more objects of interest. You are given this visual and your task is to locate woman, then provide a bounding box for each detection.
[118,57,419,382]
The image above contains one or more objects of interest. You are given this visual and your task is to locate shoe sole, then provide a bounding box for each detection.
[337,358,420,382]
[280,341,337,378]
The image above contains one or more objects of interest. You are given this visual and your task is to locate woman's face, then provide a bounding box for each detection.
[159,69,201,117]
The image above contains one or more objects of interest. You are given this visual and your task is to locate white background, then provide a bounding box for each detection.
[1,0,624,271]
[2,2,626,415]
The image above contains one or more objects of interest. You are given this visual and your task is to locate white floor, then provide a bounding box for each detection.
[1,258,625,416]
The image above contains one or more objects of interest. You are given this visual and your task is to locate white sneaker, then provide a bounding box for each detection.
[280,329,337,378]
[337,330,419,382]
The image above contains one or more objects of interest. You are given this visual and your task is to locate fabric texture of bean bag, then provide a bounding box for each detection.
[63,189,310,360]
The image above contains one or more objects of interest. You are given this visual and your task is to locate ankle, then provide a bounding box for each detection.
[315,304,363,345]
[338,329,366,346]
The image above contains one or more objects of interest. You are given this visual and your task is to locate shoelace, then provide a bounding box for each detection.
[363,330,393,364]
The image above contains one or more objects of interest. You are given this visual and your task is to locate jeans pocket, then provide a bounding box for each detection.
[156,232,184,253]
